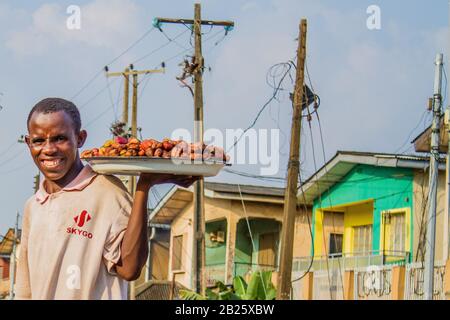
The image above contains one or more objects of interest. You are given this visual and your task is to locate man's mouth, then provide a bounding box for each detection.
[40,159,64,169]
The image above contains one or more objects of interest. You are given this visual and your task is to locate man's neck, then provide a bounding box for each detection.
[44,161,84,194]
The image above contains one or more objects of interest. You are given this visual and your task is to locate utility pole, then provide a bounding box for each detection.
[123,67,130,126]
[106,65,165,196]
[424,53,444,300]
[155,3,234,295]
[446,47,450,261]
[33,173,40,194]
[9,211,19,300]
[106,65,164,299]
[277,19,307,300]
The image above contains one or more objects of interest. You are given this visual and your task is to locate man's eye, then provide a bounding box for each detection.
[32,139,44,144]
[56,136,66,142]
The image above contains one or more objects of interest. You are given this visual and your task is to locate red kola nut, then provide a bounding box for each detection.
[145,148,154,157]
[154,148,163,157]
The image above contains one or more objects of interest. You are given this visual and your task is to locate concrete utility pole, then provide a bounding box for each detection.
[9,211,19,300]
[424,53,444,300]
[106,66,164,299]
[277,19,308,300]
[155,3,234,295]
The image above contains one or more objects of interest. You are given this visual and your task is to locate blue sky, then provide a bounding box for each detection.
[0,0,448,234]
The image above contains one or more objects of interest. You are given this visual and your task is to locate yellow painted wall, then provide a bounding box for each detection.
[379,207,411,258]
[314,201,373,257]
[343,202,373,254]
[313,210,344,256]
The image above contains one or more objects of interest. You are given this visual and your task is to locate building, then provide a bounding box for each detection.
[148,182,312,289]
[0,228,21,299]
[295,151,448,266]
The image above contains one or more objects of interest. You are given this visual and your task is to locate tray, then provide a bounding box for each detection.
[82,156,230,177]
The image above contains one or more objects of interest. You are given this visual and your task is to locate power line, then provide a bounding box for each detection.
[227,61,295,153]
[78,77,119,111]
[0,147,26,167]
[70,26,156,101]
[105,74,118,121]
[132,29,190,65]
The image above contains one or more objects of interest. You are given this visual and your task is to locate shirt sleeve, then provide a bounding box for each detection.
[15,204,31,300]
[102,192,132,275]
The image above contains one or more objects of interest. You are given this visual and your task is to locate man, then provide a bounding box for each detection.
[15,98,197,299]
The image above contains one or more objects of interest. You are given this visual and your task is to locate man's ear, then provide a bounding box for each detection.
[24,135,31,147]
[77,130,87,148]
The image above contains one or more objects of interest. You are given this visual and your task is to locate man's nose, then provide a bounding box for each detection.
[41,140,58,153]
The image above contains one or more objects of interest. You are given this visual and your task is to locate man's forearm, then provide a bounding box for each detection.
[116,184,150,280]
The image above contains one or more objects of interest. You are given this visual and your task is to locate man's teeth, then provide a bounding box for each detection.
[43,160,61,167]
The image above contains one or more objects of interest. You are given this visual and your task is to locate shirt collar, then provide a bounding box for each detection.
[35,165,98,204]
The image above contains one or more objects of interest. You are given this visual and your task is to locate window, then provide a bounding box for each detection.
[172,235,184,271]
[386,212,405,254]
[329,233,343,257]
[353,225,372,256]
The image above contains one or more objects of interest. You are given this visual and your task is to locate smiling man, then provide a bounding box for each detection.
[15,97,197,300]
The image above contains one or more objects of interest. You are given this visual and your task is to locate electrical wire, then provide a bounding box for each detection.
[132,29,190,65]
[237,184,268,297]
[159,28,190,52]
[0,147,26,167]
[227,61,295,153]
[105,75,118,121]
[71,26,156,101]
[78,77,119,111]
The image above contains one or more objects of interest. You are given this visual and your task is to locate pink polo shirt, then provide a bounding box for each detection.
[15,165,133,300]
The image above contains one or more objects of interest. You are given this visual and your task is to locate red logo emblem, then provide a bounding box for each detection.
[74,210,91,228]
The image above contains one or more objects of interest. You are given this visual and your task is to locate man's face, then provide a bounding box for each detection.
[26,111,87,182]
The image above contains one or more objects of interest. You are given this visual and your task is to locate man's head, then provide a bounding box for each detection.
[26,98,87,183]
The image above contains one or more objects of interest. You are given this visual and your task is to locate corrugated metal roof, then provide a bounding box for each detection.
[0,229,21,255]
[204,182,285,197]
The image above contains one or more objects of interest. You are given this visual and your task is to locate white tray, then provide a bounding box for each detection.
[83,156,229,177]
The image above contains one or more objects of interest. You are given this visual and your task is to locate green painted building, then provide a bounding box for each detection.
[296,151,448,269]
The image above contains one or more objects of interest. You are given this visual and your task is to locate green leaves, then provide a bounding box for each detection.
[179,270,277,300]
[179,289,207,300]
[233,276,247,297]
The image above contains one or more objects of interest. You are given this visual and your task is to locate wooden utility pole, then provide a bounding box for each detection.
[155,3,234,295]
[123,67,130,125]
[277,19,307,300]
[106,66,164,299]
[106,66,165,194]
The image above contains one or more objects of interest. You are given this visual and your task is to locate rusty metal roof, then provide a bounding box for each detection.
[0,229,21,255]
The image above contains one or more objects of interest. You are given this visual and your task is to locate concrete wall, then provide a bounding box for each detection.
[413,170,447,262]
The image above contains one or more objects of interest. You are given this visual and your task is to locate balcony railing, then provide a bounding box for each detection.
[293,250,410,273]
[233,262,278,279]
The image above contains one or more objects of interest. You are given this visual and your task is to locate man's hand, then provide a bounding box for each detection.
[137,173,200,191]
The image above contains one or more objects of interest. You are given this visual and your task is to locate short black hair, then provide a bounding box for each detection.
[27,98,81,133]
